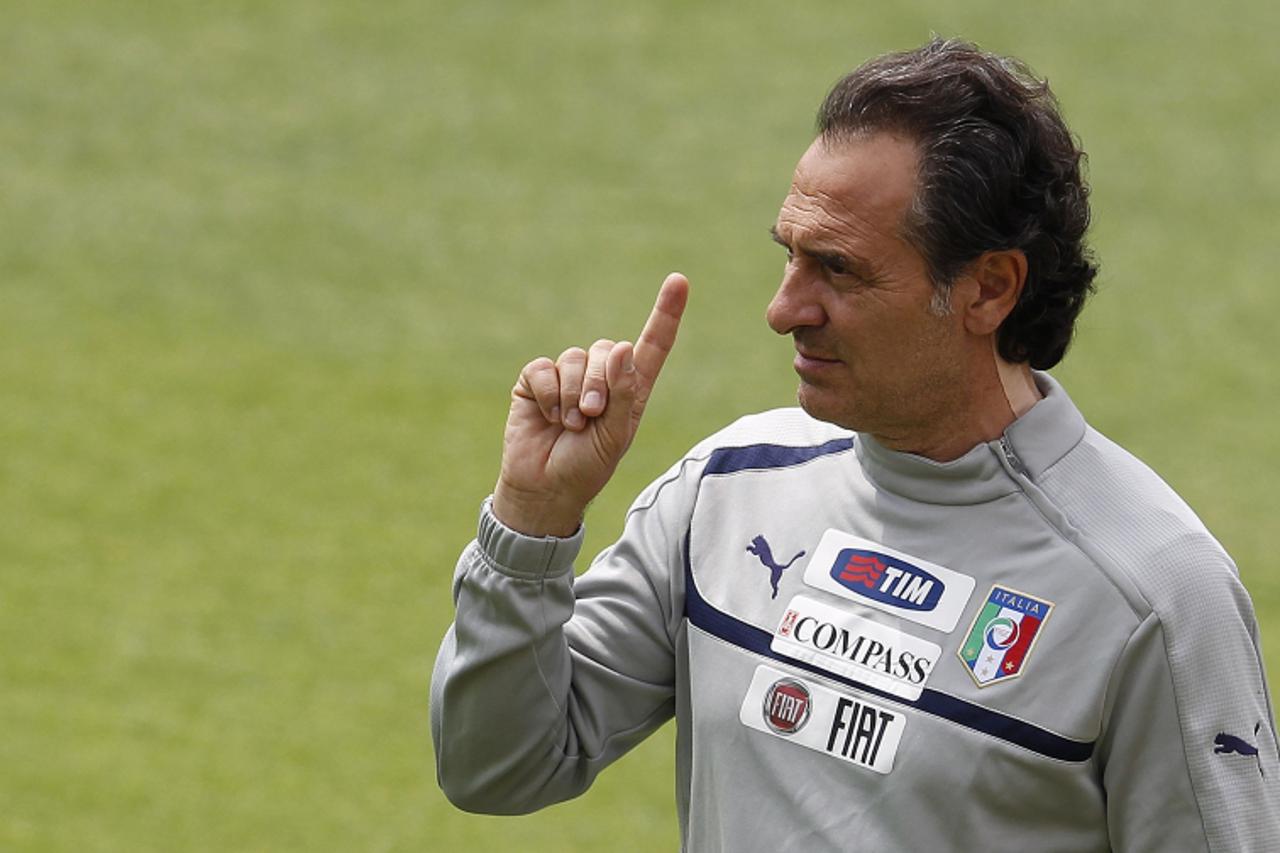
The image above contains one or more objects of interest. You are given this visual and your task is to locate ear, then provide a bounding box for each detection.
[960,249,1027,336]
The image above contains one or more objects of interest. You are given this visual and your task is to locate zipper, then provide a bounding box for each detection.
[998,436,1030,479]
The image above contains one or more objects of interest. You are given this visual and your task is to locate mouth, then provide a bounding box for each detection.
[793,347,841,376]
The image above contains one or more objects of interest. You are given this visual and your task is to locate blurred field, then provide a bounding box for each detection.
[2,1,1278,850]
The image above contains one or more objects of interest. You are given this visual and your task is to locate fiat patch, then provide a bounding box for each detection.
[739,665,907,774]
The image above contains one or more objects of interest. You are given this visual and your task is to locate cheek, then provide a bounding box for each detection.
[834,299,959,372]
[827,297,898,355]
[902,317,968,382]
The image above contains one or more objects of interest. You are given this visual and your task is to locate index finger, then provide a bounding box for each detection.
[633,272,690,384]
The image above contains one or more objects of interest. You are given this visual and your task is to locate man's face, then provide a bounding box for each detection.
[767,133,968,440]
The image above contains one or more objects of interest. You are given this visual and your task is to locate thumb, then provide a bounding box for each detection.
[592,341,638,458]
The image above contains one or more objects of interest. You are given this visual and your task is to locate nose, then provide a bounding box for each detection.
[766,264,826,335]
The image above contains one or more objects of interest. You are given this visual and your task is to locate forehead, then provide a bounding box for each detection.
[777,133,920,246]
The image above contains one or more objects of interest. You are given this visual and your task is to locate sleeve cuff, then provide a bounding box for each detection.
[475,496,584,580]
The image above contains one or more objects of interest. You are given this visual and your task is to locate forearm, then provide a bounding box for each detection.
[430,498,679,814]
[430,503,589,813]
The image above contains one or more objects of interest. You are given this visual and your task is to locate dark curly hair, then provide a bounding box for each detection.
[818,38,1098,369]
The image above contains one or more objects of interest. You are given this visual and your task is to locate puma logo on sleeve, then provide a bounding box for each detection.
[1214,725,1265,777]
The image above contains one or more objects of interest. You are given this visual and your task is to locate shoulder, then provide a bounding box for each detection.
[1044,426,1215,533]
[629,408,854,514]
[687,407,855,471]
[1037,424,1244,624]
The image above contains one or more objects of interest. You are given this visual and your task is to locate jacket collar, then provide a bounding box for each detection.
[853,372,1086,505]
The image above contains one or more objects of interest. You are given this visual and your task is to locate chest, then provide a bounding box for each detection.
[685,460,1131,749]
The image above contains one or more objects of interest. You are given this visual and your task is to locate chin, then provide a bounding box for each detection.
[795,383,860,431]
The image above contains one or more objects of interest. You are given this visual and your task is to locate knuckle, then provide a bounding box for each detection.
[557,346,587,364]
[527,364,559,390]
[525,356,555,373]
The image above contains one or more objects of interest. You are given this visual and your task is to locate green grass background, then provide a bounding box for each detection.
[3,1,1277,850]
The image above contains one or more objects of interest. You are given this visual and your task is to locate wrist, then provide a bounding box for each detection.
[491,484,583,538]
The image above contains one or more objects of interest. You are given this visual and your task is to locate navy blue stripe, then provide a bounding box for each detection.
[702,438,854,477]
[683,532,1094,763]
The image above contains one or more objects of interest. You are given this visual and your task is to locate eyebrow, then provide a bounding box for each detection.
[769,225,877,280]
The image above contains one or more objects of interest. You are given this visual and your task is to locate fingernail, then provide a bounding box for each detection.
[565,408,585,429]
[623,351,635,373]
[582,391,603,410]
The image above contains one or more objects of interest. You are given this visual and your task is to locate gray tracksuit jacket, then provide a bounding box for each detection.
[431,374,1280,851]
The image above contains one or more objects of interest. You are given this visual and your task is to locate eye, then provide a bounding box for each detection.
[821,255,852,277]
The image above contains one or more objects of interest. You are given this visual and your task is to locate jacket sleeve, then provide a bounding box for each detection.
[1097,540,1280,852]
[430,460,696,814]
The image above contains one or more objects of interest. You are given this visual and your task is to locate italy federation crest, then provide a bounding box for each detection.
[958,585,1054,687]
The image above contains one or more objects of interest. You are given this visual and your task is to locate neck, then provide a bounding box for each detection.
[873,344,1042,463]
[992,342,1041,419]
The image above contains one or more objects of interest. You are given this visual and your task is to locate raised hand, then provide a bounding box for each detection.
[492,273,690,537]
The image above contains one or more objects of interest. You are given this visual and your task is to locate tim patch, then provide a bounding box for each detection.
[739,665,907,774]
[801,530,975,632]
[958,585,1054,687]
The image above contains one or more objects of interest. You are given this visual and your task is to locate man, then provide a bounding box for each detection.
[431,39,1279,851]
